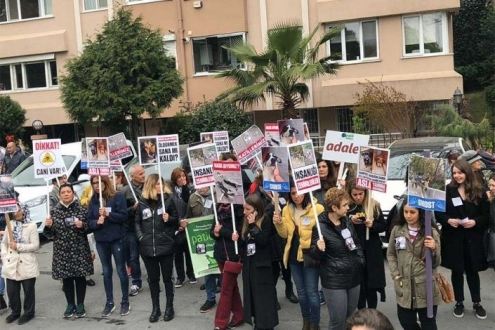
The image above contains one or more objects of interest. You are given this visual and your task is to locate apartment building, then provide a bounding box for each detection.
[0,0,462,142]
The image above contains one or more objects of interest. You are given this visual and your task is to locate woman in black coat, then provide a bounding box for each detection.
[347,182,386,309]
[239,194,278,330]
[435,159,489,320]
[135,174,178,323]
[311,187,364,330]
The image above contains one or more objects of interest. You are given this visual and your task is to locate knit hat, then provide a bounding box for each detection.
[460,150,482,164]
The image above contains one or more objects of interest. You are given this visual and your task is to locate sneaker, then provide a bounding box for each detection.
[86,279,96,287]
[319,291,326,305]
[175,279,184,288]
[75,304,86,318]
[474,303,487,320]
[64,304,76,318]
[120,302,131,316]
[200,300,216,313]
[102,303,115,318]
[129,284,142,296]
[189,277,198,284]
[453,303,464,318]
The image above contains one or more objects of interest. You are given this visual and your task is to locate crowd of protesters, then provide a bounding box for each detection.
[0,143,495,330]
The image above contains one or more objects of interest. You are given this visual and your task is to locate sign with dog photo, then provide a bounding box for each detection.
[231,125,267,164]
[277,119,305,146]
[356,146,389,193]
[288,140,321,194]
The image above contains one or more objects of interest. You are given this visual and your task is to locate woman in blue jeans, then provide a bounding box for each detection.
[273,181,324,330]
[88,175,129,318]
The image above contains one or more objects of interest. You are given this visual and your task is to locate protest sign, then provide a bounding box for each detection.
[188,143,217,189]
[81,139,88,170]
[288,140,321,194]
[261,146,290,192]
[201,131,230,154]
[322,131,370,164]
[86,137,110,168]
[0,175,17,213]
[138,136,158,165]
[108,133,133,161]
[157,134,180,163]
[278,118,305,145]
[407,155,447,212]
[33,139,67,179]
[88,168,111,176]
[356,146,390,193]
[231,125,267,164]
[185,215,220,278]
[264,123,281,147]
[213,161,244,204]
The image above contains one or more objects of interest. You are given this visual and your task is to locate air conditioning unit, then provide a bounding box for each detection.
[193,1,203,9]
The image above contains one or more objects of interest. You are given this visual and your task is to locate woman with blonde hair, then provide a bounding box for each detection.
[239,194,278,329]
[346,182,386,309]
[135,174,178,322]
[87,175,129,317]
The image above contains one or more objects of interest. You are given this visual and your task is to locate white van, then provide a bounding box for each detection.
[11,140,135,234]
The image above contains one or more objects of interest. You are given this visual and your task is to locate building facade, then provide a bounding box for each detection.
[0,0,462,142]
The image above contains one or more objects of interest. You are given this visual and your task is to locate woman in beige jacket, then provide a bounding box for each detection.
[0,204,39,325]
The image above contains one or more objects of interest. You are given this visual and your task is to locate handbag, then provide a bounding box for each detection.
[435,272,455,304]
[484,229,495,266]
[223,239,242,274]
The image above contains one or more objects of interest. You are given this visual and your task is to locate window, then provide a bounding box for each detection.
[193,34,244,74]
[0,59,57,92]
[328,20,378,62]
[403,12,447,56]
[163,35,177,68]
[84,0,107,11]
[0,0,52,22]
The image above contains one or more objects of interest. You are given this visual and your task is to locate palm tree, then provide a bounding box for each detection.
[217,22,341,119]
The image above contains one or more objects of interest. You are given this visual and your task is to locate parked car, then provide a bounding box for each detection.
[372,136,471,248]
[12,140,135,234]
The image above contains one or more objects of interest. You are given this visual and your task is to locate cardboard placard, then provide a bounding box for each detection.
[86,137,110,173]
[261,146,290,192]
[33,139,67,179]
[322,131,370,164]
[157,134,180,163]
[356,146,390,193]
[201,131,230,154]
[138,136,158,165]
[264,123,281,147]
[278,119,305,146]
[0,175,17,213]
[213,161,244,204]
[108,133,133,161]
[188,143,218,189]
[288,140,321,194]
[407,154,447,212]
[231,125,267,164]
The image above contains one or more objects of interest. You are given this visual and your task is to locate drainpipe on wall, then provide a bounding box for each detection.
[176,0,190,103]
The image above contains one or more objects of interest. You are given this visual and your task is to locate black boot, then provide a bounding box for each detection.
[149,286,161,322]
[163,305,174,321]
[302,319,310,330]
[285,284,299,304]
[149,306,161,323]
[0,294,7,310]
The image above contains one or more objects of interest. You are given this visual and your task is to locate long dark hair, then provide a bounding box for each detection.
[288,177,311,209]
[316,158,337,190]
[449,159,483,203]
[242,194,265,237]
[396,203,438,236]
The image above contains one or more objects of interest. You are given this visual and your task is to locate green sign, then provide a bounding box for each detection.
[185,215,220,278]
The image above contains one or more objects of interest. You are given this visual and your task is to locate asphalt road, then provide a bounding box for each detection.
[2,241,495,329]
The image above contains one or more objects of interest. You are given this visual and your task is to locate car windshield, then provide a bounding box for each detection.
[12,155,77,186]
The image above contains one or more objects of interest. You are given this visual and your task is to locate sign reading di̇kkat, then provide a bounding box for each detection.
[33,139,67,179]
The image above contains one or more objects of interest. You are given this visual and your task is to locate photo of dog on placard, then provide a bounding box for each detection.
[278,119,305,145]
[371,149,389,176]
[359,147,374,173]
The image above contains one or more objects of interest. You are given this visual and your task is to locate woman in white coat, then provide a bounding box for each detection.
[0,204,39,325]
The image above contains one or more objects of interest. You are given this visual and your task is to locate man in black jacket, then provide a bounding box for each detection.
[3,142,26,174]
[122,165,145,296]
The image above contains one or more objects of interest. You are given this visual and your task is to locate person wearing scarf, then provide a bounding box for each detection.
[1,202,39,325]
[44,183,94,319]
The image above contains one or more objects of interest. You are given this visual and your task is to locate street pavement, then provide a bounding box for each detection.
[2,240,495,329]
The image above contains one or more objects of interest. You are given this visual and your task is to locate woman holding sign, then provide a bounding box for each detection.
[273,179,324,330]
[44,183,93,318]
[135,174,178,323]
[240,194,278,329]
[387,203,441,329]
[310,188,364,330]
[347,182,387,309]
[87,176,129,318]
[1,203,39,325]
[435,159,489,320]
